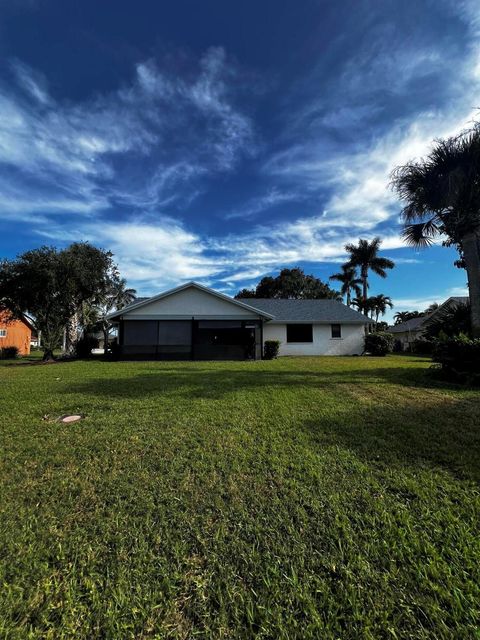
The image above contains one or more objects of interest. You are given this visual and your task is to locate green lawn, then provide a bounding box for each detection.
[1,355,479,639]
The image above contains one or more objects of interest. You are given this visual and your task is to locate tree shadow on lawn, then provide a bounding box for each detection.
[301,401,480,484]
[64,358,467,401]
[64,362,480,483]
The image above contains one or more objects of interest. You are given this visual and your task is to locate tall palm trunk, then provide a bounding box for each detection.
[65,311,79,354]
[103,322,110,355]
[361,267,369,316]
[462,229,480,338]
[346,287,351,307]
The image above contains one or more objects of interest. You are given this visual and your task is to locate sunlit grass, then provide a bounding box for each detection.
[1,355,479,638]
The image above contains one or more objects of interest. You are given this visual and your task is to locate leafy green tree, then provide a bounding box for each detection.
[255,276,277,298]
[235,288,257,299]
[62,243,121,353]
[329,265,362,306]
[0,243,117,360]
[235,268,341,300]
[344,238,395,316]
[391,126,480,337]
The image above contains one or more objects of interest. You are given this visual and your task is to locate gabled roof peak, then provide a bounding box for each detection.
[107,281,275,320]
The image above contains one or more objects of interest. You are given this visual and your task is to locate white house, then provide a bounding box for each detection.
[107,282,368,360]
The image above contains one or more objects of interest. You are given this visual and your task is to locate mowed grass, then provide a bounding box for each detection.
[1,355,479,639]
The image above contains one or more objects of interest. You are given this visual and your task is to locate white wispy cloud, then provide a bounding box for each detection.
[264,2,480,237]
[3,0,479,304]
[37,216,222,290]
[35,212,407,296]
[10,59,51,105]
[265,109,480,235]
[219,269,267,282]
[223,188,300,220]
[0,48,254,221]
[393,286,469,313]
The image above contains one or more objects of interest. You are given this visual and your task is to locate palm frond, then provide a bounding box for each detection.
[401,220,438,248]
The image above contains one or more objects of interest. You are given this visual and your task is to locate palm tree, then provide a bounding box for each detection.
[344,238,395,316]
[98,278,137,352]
[351,297,371,315]
[393,310,422,325]
[329,265,362,307]
[393,311,412,324]
[391,126,480,337]
[424,302,471,339]
[370,294,393,327]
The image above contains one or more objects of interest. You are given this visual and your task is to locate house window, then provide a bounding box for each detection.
[331,324,342,339]
[0,329,6,338]
[286,324,313,343]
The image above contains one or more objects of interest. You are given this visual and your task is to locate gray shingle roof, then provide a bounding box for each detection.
[241,298,368,323]
[110,289,367,323]
[388,316,427,333]
[388,297,470,333]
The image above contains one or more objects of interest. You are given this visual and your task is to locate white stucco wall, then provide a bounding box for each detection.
[125,286,261,319]
[392,329,424,350]
[263,323,365,356]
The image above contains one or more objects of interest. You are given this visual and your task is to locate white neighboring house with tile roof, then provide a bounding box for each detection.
[388,296,469,350]
[107,282,368,359]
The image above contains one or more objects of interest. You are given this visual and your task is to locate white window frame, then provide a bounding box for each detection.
[0,329,7,338]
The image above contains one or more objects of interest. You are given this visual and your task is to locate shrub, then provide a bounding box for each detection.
[410,338,434,354]
[264,340,281,360]
[364,332,394,356]
[0,346,20,359]
[74,334,99,359]
[432,334,480,384]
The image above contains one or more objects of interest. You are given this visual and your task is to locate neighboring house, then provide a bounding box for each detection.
[388,296,469,349]
[388,315,429,349]
[107,282,368,360]
[0,310,33,355]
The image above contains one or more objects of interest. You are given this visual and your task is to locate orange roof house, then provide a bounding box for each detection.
[0,310,33,356]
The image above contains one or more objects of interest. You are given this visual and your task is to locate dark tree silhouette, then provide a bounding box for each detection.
[235,268,341,300]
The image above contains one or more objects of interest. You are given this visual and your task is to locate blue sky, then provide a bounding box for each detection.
[0,0,478,320]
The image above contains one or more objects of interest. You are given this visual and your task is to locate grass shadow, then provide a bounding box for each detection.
[63,360,460,401]
[60,359,480,482]
[301,397,480,483]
